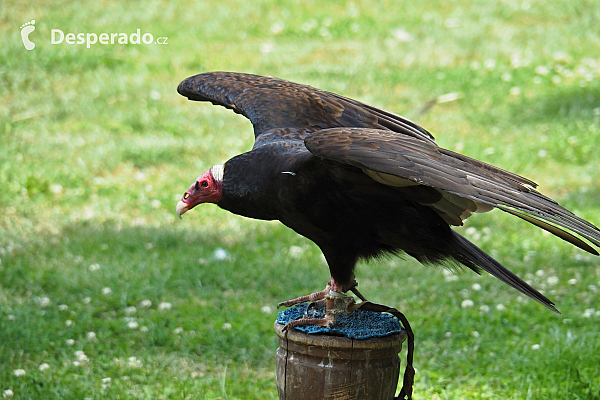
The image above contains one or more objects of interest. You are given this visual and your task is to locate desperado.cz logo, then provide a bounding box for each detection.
[19,19,167,50]
[52,28,168,48]
[20,20,36,50]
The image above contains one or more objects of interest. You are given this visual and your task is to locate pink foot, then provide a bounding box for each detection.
[278,277,366,309]
[277,284,330,308]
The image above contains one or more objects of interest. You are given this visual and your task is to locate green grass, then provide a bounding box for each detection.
[1,0,600,398]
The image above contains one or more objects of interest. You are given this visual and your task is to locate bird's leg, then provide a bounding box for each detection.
[278,276,367,308]
[283,290,355,331]
[277,283,331,308]
[281,277,365,331]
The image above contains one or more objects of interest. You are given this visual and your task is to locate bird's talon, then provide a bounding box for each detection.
[307,298,327,310]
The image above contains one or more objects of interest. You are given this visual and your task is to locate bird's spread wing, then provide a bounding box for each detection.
[177,72,435,144]
[305,128,600,254]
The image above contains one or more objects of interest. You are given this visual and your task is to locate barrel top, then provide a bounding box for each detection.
[276,303,405,340]
[274,321,406,350]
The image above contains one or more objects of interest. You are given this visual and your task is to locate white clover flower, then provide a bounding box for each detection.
[260,42,275,54]
[75,350,89,363]
[125,306,137,314]
[471,283,482,291]
[568,278,577,285]
[58,304,68,311]
[102,287,112,296]
[127,321,139,330]
[101,377,111,384]
[3,389,14,398]
[66,320,74,327]
[213,248,229,260]
[583,309,595,318]
[66,339,75,346]
[13,369,26,377]
[7,315,15,321]
[222,322,232,330]
[444,331,452,338]
[87,332,97,341]
[127,356,142,369]
[461,299,474,309]
[139,299,152,308]
[535,269,545,277]
[547,276,559,286]
[140,326,149,333]
[261,305,272,314]
[472,331,480,338]
[89,263,100,271]
[39,363,50,371]
[36,296,51,308]
[173,327,184,334]
[150,90,161,100]
[532,344,541,350]
[496,304,506,311]
[288,246,304,259]
[480,305,490,313]
[484,59,496,69]
[83,297,91,304]
[392,28,413,43]
[158,302,172,311]
[535,65,550,76]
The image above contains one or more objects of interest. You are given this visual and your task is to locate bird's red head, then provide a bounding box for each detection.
[176,164,224,218]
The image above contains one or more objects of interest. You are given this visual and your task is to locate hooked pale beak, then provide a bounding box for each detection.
[176,200,189,219]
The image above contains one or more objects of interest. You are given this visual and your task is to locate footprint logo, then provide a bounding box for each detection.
[20,20,36,50]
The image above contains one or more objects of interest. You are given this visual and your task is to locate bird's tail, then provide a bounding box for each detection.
[451,230,561,314]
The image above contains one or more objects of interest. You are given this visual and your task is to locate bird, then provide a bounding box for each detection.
[175,71,600,318]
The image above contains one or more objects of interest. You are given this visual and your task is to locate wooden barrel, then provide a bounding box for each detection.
[274,322,407,400]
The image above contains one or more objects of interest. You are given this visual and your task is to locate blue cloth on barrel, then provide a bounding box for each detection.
[276,303,403,339]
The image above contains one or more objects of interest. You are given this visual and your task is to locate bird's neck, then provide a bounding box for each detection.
[218,156,279,221]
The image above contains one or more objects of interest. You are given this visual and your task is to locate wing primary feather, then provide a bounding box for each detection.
[451,231,561,314]
[497,206,600,254]
[305,128,600,252]
[439,148,538,188]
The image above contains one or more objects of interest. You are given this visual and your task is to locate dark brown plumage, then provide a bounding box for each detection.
[176,71,600,314]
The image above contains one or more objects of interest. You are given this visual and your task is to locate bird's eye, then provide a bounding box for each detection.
[201,180,209,188]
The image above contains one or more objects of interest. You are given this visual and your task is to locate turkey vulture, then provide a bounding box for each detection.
[176,71,600,315]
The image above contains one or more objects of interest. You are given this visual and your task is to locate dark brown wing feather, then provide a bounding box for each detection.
[177,71,435,144]
[304,127,600,254]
